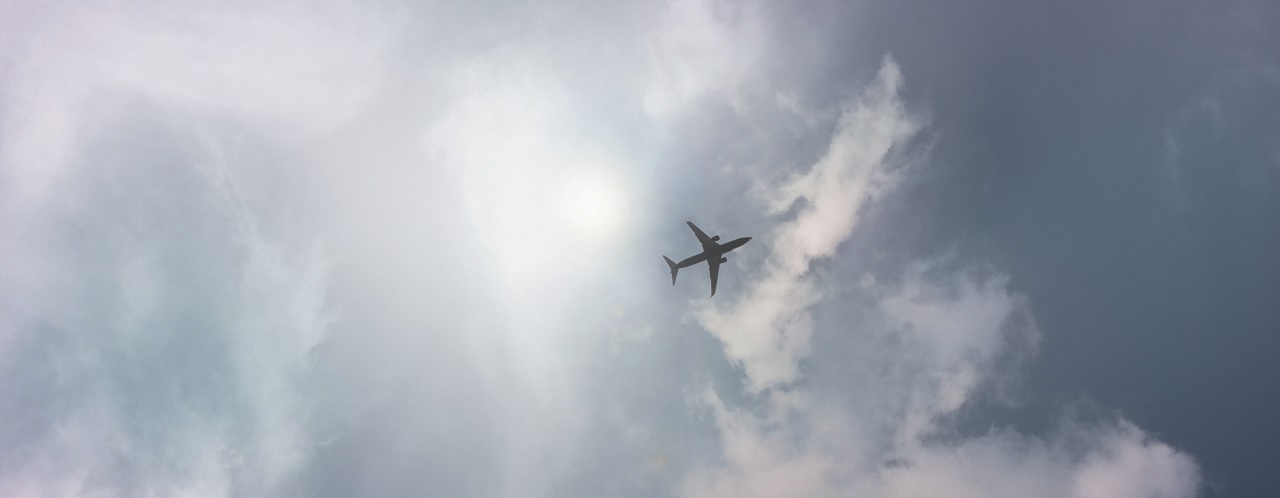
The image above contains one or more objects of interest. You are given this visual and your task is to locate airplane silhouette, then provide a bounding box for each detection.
[664,221,751,296]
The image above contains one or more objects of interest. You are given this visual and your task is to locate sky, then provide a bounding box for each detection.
[1,0,1277,496]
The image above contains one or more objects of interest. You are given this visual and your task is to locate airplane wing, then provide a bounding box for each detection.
[687,221,717,252]
[707,256,720,296]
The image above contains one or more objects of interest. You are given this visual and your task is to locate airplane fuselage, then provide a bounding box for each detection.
[673,236,750,269]
[664,222,752,296]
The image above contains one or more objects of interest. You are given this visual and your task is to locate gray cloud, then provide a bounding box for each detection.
[0,131,331,495]
[0,1,1221,496]
[644,0,766,116]
[682,61,1200,498]
[697,57,918,394]
[0,2,385,494]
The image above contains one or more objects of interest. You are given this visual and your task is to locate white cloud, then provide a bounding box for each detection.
[0,2,381,494]
[421,48,627,497]
[696,57,919,394]
[684,59,1200,498]
[0,2,1210,497]
[644,0,766,116]
[879,263,1037,445]
[425,49,639,298]
[0,1,388,207]
[686,265,1200,498]
[0,160,332,496]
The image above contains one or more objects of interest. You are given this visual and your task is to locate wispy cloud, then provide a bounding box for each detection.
[0,1,387,206]
[696,57,919,394]
[0,152,332,496]
[684,58,1200,498]
[0,1,1213,496]
[0,3,381,494]
[644,0,766,116]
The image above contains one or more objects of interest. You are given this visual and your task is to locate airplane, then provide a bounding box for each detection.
[664,221,751,296]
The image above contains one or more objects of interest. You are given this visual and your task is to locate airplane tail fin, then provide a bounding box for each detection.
[663,256,678,285]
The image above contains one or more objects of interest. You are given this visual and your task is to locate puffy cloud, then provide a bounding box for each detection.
[878,421,1199,498]
[686,265,1200,498]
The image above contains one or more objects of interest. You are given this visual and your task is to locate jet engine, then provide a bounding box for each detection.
[720,257,728,264]
[712,235,720,241]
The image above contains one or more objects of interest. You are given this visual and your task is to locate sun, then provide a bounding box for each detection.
[558,168,626,241]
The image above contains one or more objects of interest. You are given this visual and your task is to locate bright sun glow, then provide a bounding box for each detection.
[558,169,626,241]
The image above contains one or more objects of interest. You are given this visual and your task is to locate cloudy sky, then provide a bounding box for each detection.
[2,0,1277,496]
